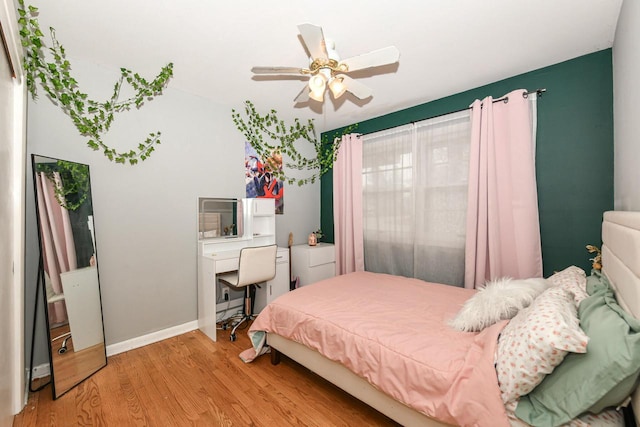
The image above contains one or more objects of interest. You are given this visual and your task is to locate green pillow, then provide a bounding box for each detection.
[586,270,611,295]
[515,274,640,427]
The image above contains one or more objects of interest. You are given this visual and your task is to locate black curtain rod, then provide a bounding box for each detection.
[359,88,547,137]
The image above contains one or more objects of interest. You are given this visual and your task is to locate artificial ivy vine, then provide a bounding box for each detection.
[232,100,357,186]
[36,160,89,211]
[17,0,173,165]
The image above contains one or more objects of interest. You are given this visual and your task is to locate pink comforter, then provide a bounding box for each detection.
[249,271,510,427]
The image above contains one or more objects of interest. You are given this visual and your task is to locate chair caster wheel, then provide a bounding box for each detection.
[230,333,237,342]
[59,336,71,354]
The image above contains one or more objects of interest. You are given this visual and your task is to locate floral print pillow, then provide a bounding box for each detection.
[496,286,589,403]
[548,265,589,304]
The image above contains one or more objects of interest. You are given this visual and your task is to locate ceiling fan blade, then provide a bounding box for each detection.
[339,46,400,72]
[338,74,373,100]
[294,86,310,103]
[297,23,328,60]
[251,66,305,75]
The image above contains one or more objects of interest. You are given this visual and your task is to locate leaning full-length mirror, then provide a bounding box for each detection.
[32,154,107,399]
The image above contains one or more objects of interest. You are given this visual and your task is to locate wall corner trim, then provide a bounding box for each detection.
[106,321,199,357]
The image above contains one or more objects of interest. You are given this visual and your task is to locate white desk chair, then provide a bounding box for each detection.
[217,244,277,341]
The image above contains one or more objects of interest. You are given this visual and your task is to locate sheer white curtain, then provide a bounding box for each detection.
[362,124,414,278]
[362,110,471,285]
[414,111,472,285]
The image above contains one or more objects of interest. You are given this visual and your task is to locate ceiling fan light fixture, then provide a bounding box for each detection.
[309,87,325,102]
[251,24,400,106]
[308,73,327,102]
[308,73,327,92]
[329,76,347,99]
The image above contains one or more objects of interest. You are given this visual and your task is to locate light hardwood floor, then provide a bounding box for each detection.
[14,324,399,426]
[49,324,106,396]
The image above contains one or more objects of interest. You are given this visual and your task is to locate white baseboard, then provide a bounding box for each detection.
[106,320,198,357]
[27,362,50,380]
[23,378,29,407]
[24,362,50,405]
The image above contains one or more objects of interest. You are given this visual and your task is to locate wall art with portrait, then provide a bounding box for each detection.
[244,141,284,214]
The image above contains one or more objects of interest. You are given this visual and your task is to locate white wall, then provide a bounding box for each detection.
[613,0,640,210]
[0,0,26,422]
[25,59,320,363]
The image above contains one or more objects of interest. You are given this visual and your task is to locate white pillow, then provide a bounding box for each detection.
[495,286,589,403]
[449,277,551,332]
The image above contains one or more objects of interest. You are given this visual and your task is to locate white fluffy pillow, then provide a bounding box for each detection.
[449,277,552,332]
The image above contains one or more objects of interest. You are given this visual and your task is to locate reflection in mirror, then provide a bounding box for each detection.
[32,154,107,399]
[198,197,243,238]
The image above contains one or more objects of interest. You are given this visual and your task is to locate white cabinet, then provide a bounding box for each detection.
[253,197,275,216]
[244,198,275,246]
[291,243,336,287]
[254,247,290,313]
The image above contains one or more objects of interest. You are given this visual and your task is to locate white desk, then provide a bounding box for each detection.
[197,198,285,342]
[197,247,289,342]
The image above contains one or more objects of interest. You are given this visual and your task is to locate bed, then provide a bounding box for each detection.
[243,211,640,427]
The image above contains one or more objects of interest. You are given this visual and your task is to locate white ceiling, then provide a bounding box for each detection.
[25,0,623,133]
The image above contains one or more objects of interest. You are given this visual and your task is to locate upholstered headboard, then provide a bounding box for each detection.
[601,210,640,424]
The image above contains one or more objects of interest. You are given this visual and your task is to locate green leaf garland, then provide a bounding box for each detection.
[232,100,356,186]
[35,160,89,211]
[17,0,174,165]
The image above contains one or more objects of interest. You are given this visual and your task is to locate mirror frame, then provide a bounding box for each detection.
[31,154,107,399]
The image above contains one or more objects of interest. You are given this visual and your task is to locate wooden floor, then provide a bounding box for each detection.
[49,324,106,397]
[14,324,399,426]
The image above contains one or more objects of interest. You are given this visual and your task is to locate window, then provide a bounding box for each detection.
[362,110,471,286]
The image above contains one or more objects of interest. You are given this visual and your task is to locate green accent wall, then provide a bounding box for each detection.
[321,49,614,277]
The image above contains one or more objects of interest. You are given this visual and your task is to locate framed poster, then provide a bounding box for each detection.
[245,141,284,214]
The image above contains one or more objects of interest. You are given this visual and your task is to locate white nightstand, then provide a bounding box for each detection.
[291,243,336,287]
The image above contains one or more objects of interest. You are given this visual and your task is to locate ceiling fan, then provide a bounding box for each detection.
[251,23,400,103]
